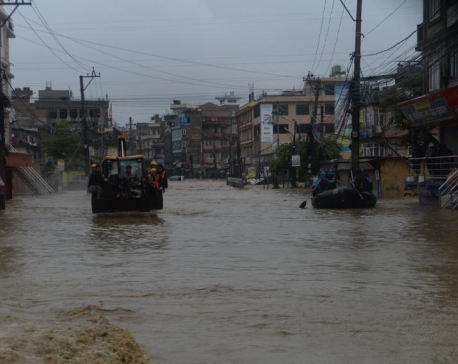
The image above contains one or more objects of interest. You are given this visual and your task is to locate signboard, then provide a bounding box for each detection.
[260,104,273,143]
[400,85,458,127]
[401,96,453,126]
[334,83,352,153]
[247,166,256,178]
[291,154,301,167]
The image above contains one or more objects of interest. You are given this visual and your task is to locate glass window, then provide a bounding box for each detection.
[324,84,334,95]
[296,104,310,115]
[451,48,458,78]
[273,124,289,134]
[325,104,335,115]
[119,159,144,178]
[59,109,68,119]
[70,109,78,119]
[254,104,260,118]
[428,58,440,91]
[428,0,441,22]
[48,109,57,119]
[273,104,289,116]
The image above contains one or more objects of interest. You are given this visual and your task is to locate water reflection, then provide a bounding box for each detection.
[89,214,168,251]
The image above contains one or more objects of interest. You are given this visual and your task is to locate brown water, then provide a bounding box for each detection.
[1,180,458,363]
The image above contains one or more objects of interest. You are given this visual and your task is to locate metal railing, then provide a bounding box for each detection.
[7,145,55,195]
[405,155,458,184]
[439,169,458,210]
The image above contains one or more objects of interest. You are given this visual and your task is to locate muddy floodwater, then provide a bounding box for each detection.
[1,180,458,363]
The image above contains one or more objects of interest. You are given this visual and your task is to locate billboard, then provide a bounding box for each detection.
[260,104,273,143]
[334,83,352,153]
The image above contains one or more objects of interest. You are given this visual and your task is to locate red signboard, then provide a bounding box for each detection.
[6,152,33,168]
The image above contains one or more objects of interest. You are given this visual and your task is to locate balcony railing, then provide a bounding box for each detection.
[405,155,458,196]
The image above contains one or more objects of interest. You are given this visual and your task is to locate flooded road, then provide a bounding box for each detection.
[1,180,458,363]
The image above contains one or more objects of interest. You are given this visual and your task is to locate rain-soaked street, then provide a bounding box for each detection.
[1,179,458,363]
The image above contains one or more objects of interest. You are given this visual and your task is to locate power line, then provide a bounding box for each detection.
[364,0,408,38]
[16,17,297,79]
[363,29,417,57]
[314,0,336,73]
[18,12,83,74]
[311,0,328,72]
[29,4,89,72]
[324,0,346,77]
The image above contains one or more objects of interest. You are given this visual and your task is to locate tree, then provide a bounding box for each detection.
[270,138,341,185]
[43,121,84,169]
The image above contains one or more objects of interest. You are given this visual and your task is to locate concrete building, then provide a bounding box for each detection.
[200,102,239,174]
[400,0,458,204]
[236,76,349,177]
[136,115,165,162]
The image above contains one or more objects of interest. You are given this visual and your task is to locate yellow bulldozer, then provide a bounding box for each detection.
[91,136,163,213]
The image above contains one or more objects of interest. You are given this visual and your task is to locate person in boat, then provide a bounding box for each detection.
[88,164,103,199]
[325,163,340,190]
[353,168,373,192]
[312,170,328,196]
[156,164,168,193]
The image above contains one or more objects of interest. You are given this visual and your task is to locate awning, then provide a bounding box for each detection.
[6,152,32,168]
[399,85,458,127]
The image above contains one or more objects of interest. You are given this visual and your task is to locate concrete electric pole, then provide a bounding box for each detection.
[80,68,101,176]
[351,0,363,175]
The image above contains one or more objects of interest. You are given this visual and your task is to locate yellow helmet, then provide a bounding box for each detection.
[150,168,157,173]
[151,161,158,166]
[91,164,96,168]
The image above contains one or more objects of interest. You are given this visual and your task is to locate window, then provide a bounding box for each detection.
[428,58,441,91]
[89,109,100,118]
[70,109,78,119]
[296,104,310,115]
[428,0,441,22]
[324,84,334,95]
[273,124,289,134]
[182,129,186,136]
[254,104,260,118]
[59,109,68,119]
[273,104,289,116]
[451,47,458,78]
[204,140,213,146]
[325,104,335,115]
[363,143,385,157]
[48,109,57,119]
[296,124,310,134]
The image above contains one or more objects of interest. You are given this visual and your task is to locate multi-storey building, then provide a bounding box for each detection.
[136,117,164,161]
[200,102,238,172]
[400,0,458,204]
[236,76,349,176]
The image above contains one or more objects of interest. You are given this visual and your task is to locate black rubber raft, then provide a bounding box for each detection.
[312,187,377,209]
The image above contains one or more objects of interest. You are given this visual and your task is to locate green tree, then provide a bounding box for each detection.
[270,138,341,185]
[378,67,427,143]
[43,121,84,169]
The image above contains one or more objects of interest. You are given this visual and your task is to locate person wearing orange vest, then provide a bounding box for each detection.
[156,164,168,193]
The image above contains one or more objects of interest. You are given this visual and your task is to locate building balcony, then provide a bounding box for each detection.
[405,155,458,197]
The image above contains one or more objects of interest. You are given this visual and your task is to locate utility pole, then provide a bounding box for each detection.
[129,116,133,155]
[351,0,363,175]
[80,68,101,176]
[304,73,321,187]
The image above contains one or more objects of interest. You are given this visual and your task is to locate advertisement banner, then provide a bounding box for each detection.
[291,154,301,167]
[260,104,273,143]
[334,83,352,153]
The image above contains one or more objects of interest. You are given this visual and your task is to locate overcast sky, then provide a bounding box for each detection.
[9,0,422,127]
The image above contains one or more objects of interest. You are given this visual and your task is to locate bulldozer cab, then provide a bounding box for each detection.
[103,156,146,179]
[91,136,163,213]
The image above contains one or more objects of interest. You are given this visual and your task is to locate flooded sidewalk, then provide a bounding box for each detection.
[1,180,458,363]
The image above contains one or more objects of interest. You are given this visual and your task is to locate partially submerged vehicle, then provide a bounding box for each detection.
[91,136,163,213]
